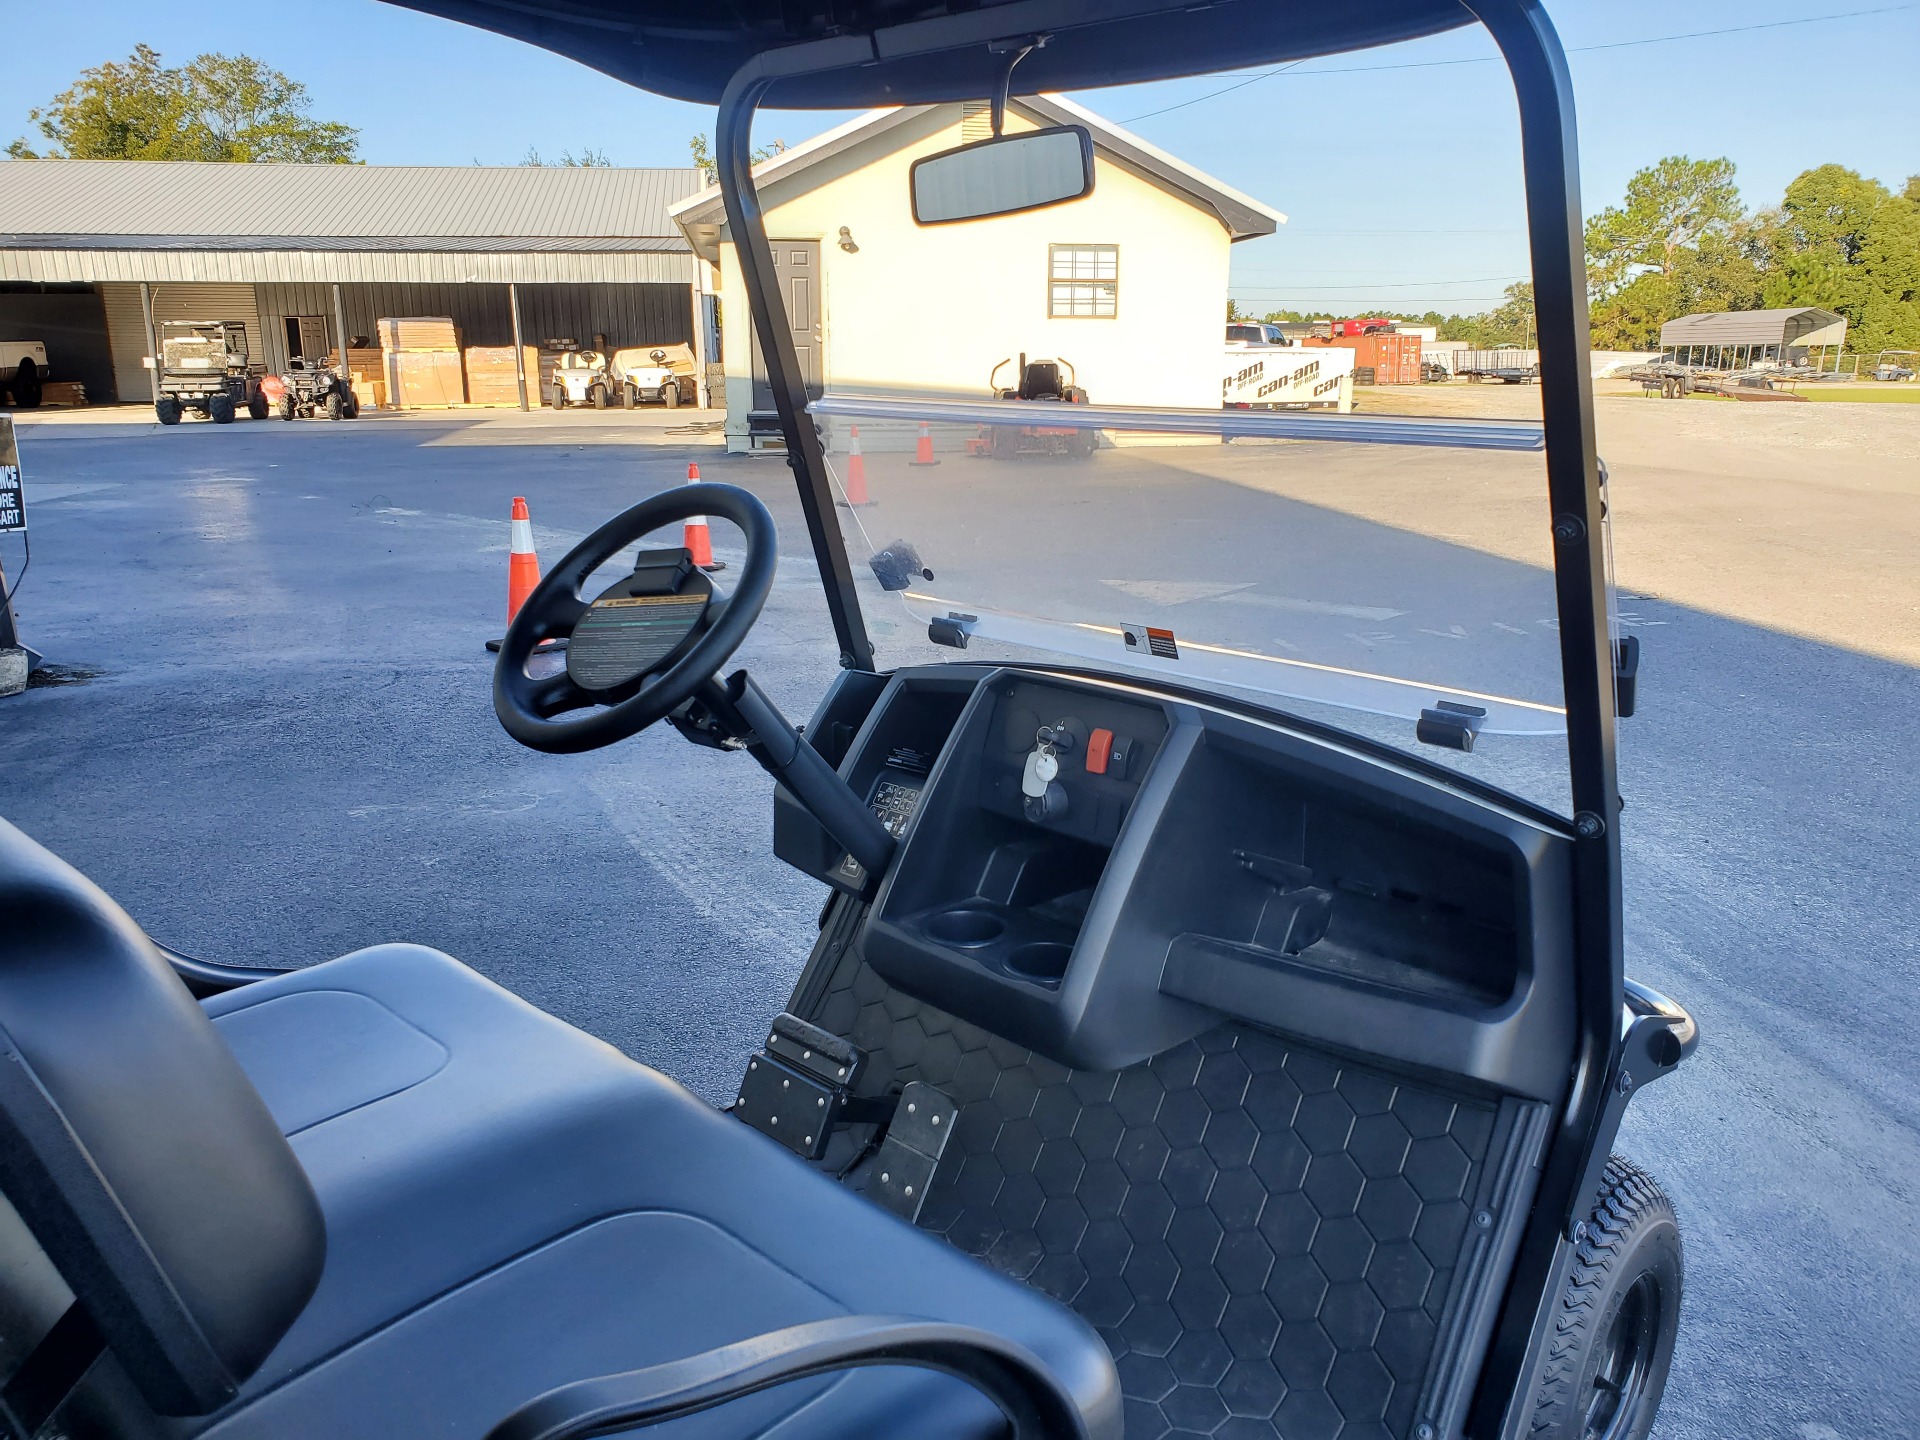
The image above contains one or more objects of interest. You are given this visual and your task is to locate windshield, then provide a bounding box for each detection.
[763,85,1591,813]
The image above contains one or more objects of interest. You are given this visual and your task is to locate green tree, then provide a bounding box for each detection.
[1585,156,1743,297]
[687,132,788,183]
[9,44,357,162]
[1755,166,1920,354]
[521,146,612,167]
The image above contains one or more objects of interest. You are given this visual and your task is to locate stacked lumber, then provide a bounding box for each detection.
[463,346,539,406]
[376,317,459,352]
[334,347,387,410]
[38,381,87,408]
[377,317,465,408]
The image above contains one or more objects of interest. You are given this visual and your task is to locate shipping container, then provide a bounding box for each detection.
[1301,332,1422,384]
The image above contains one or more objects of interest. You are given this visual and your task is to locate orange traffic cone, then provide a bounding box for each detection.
[909,420,941,467]
[683,463,726,572]
[840,424,872,506]
[486,496,562,652]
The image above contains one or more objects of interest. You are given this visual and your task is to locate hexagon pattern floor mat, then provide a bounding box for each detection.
[810,953,1505,1440]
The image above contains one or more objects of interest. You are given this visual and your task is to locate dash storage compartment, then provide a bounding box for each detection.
[863,672,1174,1058]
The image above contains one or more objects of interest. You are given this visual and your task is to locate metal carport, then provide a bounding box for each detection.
[1659,307,1848,372]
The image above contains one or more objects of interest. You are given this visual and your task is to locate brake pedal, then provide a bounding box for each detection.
[732,1013,867,1161]
[864,1081,958,1223]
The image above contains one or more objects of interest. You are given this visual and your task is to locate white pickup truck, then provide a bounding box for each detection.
[1,341,48,409]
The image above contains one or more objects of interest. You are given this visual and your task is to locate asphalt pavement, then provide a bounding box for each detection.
[0,403,1915,1440]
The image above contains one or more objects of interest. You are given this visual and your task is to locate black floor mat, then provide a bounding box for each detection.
[808,951,1511,1440]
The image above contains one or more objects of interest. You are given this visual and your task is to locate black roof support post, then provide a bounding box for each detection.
[1457,4,1626,1436]
[716,53,877,673]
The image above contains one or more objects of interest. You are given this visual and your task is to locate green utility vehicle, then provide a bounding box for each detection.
[154,320,268,425]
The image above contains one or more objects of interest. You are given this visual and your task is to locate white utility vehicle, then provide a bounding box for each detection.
[0,340,48,408]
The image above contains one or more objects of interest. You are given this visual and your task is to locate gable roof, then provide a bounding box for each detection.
[0,161,707,251]
[669,95,1283,255]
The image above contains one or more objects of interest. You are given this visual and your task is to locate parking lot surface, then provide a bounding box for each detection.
[1,396,1916,1439]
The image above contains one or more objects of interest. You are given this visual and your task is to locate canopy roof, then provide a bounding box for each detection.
[1660,307,1847,350]
[378,0,1478,106]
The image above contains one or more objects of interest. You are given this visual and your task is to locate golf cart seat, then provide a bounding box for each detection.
[0,819,1120,1439]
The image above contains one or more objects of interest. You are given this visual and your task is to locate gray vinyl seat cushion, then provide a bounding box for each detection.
[169,944,1116,1439]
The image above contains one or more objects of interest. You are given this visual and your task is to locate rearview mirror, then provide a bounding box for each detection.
[910,125,1095,225]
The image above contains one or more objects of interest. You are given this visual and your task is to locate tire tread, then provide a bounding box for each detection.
[1525,1155,1681,1439]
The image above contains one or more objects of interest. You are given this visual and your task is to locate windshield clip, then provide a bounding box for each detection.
[928,612,976,650]
[1415,700,1487,753]
[1614,635,1640,718]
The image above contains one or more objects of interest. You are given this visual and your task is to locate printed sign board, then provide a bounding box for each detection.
[0,417,24,533]
[1221,344,1356,408]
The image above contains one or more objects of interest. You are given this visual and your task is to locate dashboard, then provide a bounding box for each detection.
[774,665,1575,1099]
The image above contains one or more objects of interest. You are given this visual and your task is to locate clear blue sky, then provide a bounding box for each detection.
[4,1,1915,317]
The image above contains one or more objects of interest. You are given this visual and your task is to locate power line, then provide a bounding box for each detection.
[1121,4,1919,121]
[1231,275,1527,292]
[1125,60,1304,122]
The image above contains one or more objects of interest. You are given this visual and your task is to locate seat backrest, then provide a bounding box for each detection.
[0,818,324,1416]
[1020,361,1063,401]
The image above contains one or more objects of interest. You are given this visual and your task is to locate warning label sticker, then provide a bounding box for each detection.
[1121,622,1179,661]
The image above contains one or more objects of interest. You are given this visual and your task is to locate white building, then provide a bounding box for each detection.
[670,95,1283,452]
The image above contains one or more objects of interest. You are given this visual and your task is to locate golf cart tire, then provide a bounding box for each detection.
[10,358,40,408]
[551,387,567,410]
[1524,1156,1682,1440]
[662,382,680,409]
[591,384,609,410]
[622,383,635,410]
[326,391,345,421]
[155,397,183,425]
[248,391,269,420]
[209,394,237,425]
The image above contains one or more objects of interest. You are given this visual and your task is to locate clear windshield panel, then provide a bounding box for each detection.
[782,70,1586,815]
[815,395,1575,814]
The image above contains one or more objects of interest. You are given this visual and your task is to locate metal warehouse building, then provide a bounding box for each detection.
[0,160,713,407]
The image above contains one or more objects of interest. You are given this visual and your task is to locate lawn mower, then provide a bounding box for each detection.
[970,353,1097,459]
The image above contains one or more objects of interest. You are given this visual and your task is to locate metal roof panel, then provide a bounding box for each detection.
[0,161,708,243]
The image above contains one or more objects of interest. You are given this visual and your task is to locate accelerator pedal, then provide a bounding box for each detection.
[864,1081,959,1223]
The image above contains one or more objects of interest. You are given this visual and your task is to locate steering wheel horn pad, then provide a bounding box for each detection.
[492,482,776,754]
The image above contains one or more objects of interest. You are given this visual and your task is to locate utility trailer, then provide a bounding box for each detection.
[153,320,267,424]
[1455,347,1541,383]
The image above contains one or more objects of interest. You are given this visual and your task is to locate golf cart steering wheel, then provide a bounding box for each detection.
[493,483,775,754]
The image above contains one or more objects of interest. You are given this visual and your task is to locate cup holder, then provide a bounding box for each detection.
[1006,941,1072,982]
[924,907,1007,948]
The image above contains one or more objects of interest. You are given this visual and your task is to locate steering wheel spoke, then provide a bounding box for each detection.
[528,670,596,719]
[492,483,777,754]
[531,594,590,640]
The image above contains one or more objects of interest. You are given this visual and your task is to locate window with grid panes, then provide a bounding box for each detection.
[1048,244,1118,318]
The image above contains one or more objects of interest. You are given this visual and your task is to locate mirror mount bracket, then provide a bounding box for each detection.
[986,33,1049,135]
